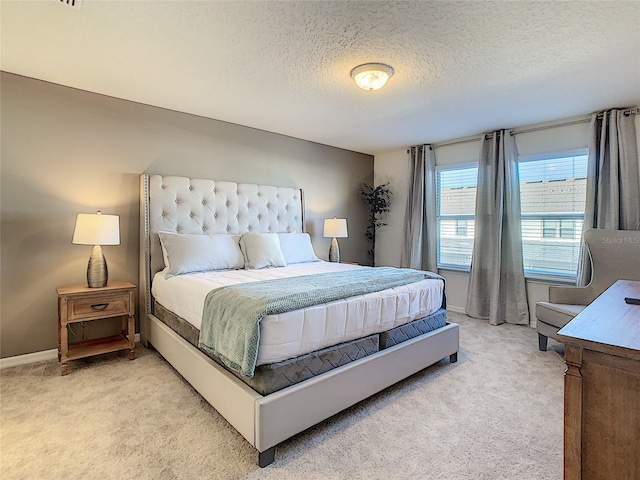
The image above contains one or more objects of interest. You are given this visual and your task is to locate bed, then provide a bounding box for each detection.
[139,174,459,467]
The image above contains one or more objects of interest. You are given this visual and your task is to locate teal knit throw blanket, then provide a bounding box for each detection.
[198,267,443,378]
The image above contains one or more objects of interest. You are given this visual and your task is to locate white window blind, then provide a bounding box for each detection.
[437,166,478,269]
[519,154,588,277]
[436,154,587,277]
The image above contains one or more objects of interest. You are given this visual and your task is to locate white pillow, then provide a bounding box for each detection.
[278,233,320,264]
[158,232,244,277]
[239,233,287,269]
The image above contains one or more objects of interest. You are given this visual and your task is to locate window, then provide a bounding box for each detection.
[542,219,579,239]
[436,154,588,277]
[455,219,468,237]
[542,219,557,238]
[437,166,478,269]
[560,219,577,239]
[520,154,588,277]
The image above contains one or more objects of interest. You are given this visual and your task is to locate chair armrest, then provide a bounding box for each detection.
[548,285,593,305]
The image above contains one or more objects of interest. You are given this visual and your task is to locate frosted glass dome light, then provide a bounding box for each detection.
[350,63,394,91]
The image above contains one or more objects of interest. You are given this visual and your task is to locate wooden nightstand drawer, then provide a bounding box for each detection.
[68,293,130,321]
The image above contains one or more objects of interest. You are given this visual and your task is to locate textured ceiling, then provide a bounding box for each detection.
[2,1,639,155]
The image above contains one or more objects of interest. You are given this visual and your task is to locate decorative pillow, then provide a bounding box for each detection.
[239,233,287,269]
[278,233,320,264]
[158,232,244,277]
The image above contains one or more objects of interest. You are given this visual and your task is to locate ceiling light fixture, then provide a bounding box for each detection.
[350,63,394,91]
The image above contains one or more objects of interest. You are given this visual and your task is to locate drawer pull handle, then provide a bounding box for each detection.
[91,303,109,311]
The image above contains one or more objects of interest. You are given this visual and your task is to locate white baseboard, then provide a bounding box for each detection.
[0,333,141,369]
[0,349,59,369]
[447,305,467,314]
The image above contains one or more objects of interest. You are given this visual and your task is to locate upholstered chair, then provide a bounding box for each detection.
[536,229,640,351]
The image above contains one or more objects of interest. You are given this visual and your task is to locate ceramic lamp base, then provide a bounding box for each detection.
[87,245,108,288]
[329,237,341,263]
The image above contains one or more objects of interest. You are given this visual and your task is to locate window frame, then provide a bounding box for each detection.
[518,149,588,281]
[435,150,588,280]
[436,162,478,272]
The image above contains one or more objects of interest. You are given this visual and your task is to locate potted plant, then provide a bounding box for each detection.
[360,183,392,266]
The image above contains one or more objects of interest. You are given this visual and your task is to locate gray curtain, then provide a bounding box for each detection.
[466,130,529,325]
[577,108,640,285]
[400,145,437,272]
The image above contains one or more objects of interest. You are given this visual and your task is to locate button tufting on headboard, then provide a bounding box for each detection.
[145,174,303,280]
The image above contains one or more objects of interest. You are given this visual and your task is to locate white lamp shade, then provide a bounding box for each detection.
[323,218,348,238]
[72,213,120,245]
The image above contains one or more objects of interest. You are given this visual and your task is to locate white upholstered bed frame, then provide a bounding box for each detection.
[139,174,459,467]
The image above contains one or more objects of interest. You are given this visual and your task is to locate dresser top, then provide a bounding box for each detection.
[558,280,640,359]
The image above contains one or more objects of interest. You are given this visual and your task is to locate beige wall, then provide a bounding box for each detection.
[0,72,373,358]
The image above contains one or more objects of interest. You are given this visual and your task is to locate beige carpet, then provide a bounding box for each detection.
[1,312,565,480]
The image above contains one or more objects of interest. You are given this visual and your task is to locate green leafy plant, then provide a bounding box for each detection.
[360,183,392,266]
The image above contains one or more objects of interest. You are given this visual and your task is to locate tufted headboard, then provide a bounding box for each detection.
[139,174,304,344]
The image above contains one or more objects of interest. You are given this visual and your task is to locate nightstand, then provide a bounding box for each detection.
[57,281,136,376]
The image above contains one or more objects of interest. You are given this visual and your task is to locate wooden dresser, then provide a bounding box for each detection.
[557,280,640,480]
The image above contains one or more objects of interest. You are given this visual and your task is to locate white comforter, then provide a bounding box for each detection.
[152,261,444,365]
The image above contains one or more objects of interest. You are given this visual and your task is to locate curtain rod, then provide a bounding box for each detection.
[406,107,639,153]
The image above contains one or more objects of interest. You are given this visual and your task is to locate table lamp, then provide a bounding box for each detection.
[323,218,348,263]
[72,211,120,288]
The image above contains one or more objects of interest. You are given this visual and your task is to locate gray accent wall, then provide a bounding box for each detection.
[0,72,373,358]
